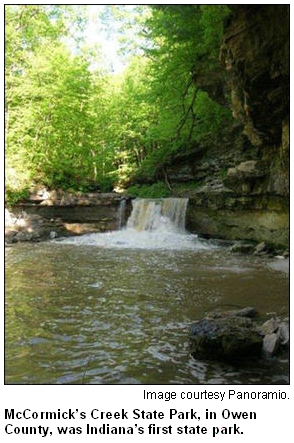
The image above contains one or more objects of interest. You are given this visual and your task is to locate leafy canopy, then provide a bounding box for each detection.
[5,5,232,202]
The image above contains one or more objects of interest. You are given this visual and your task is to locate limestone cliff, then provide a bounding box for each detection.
[220,4,289,195]
[220,5,289,150]
[166,5,289,248]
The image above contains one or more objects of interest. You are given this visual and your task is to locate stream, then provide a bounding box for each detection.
[5,199,289,384]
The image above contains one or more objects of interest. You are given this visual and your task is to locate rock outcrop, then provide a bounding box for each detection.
[5,190,131,243]
[161,5,289,248]
[220,5,289,150]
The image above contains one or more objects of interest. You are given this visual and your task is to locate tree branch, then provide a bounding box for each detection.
[162,166,172,191]
[176,86,198,139]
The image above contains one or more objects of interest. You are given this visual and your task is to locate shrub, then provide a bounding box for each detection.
[126,182,171,198]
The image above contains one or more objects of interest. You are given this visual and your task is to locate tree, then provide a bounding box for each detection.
[5,5,233,201]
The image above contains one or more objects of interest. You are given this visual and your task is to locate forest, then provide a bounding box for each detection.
[5,4,232,203]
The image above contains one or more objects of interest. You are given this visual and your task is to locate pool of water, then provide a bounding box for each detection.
[5,239,289,384]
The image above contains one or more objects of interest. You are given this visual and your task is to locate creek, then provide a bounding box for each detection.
[5,198,289,384]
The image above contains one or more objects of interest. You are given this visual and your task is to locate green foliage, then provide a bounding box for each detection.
[218,168,228,179]
[127,182,171,198]
[127,179,207,199]
[193,91,233,142]
[98,5,232,180]
[172,180,205,195]
[5,187,30,207]
[7,43,94,189]
[5,5,232,202]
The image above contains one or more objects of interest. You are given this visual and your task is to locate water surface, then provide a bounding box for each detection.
[5,239,289,384]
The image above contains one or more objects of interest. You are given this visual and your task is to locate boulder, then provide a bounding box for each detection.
[207,307,257,319]
[230,242,255,254]
[262,333,280,357]
[15,231,32,242]
[5,229,18,241]
[190,317,263,362]
[254,241,267,254]
[278,322,289,346]
[259,317,279,335]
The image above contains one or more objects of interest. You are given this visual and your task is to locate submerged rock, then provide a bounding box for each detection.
[190,317,262,362]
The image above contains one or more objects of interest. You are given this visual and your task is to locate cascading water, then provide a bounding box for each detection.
[127,198,188,232]
[117,199,127,230]
[57,198,210,250]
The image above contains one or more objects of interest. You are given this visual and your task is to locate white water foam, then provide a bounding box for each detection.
[56,198,212,251]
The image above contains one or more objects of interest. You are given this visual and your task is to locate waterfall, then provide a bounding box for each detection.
[127,198,188,232]
[57,197,211,250]
[117,199,126,230]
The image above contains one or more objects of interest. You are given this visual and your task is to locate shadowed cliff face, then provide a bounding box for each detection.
[166,5,289,247]
[220,5,289,149]
[219,4,289,199]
